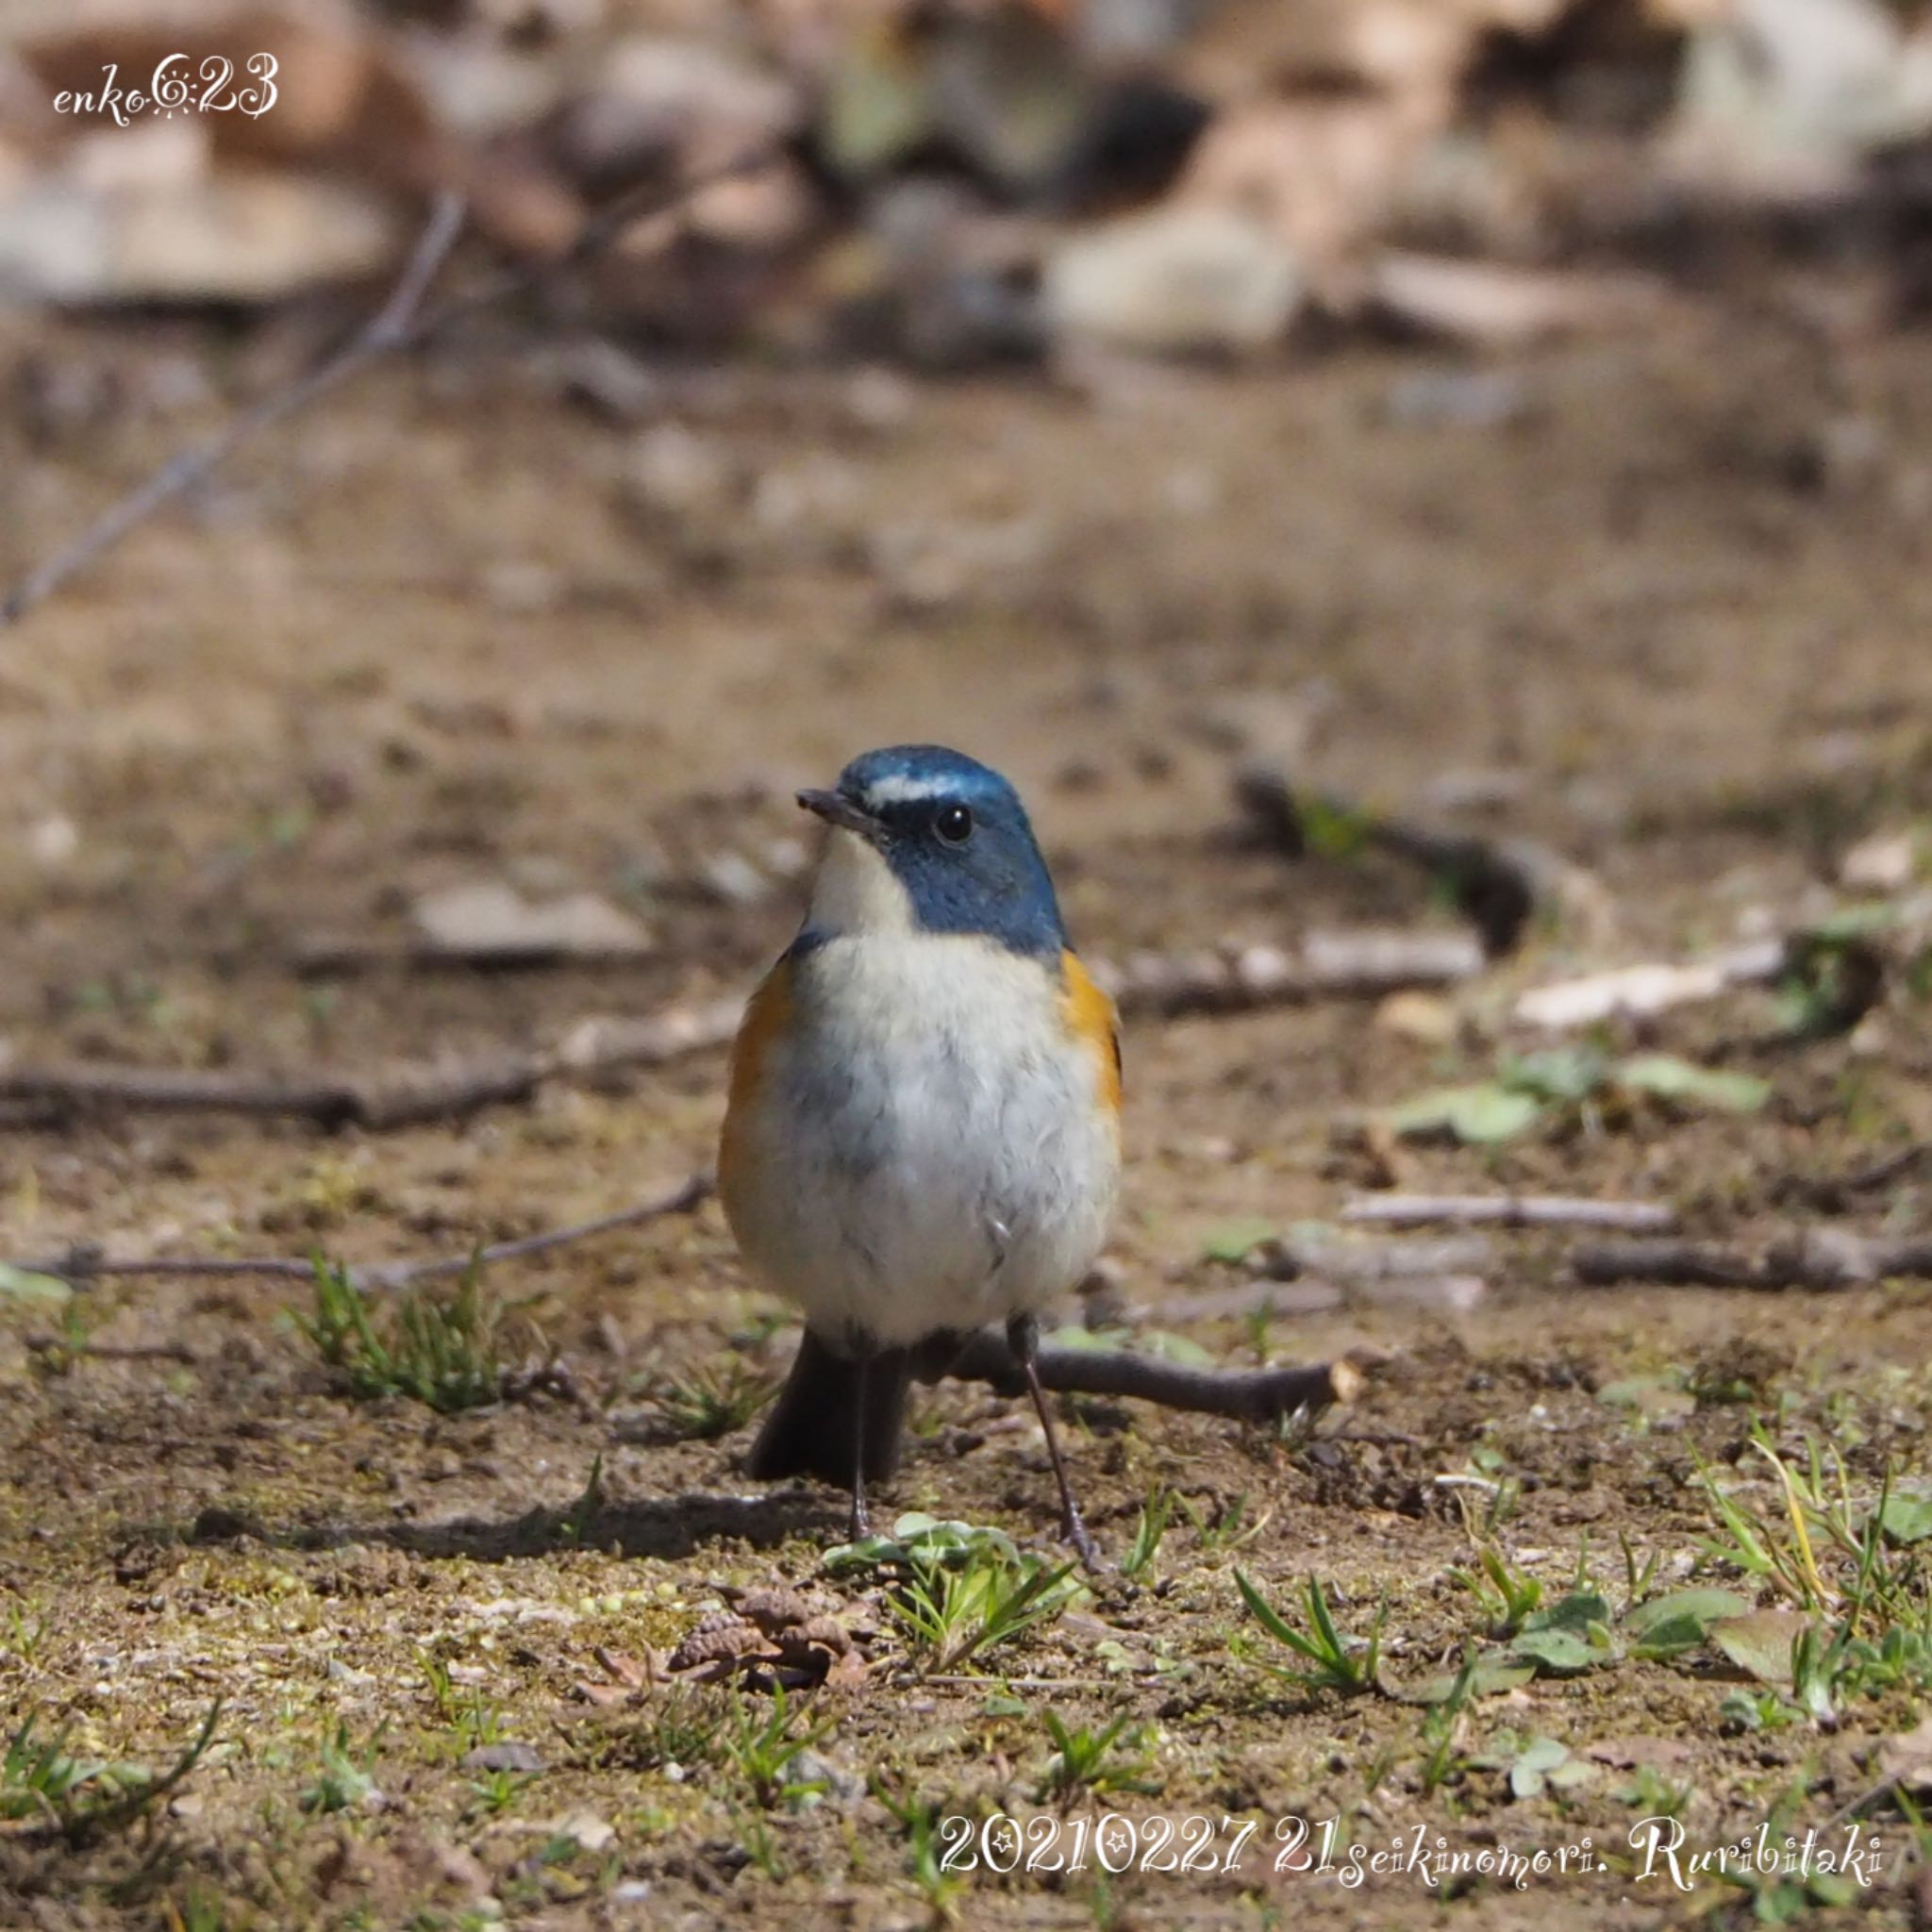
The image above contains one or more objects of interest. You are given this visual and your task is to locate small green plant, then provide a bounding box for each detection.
[840,1515,1085,1674]
[1452,1545,1543,1637]
[648,1357,777,1441]
[628,1685,727,1773]
[1235,1573,1387,1697]
[1387,1045,1769,1145]
[1,1596,48,1665]
[1719,1687,1804,1733]
[420,1660,506,1757]
[293,1260,504,1413]
[1618,1529,1663,1610]
[558,1452,606,1543]
[1501,1737,1594,1802]
[1417,1648,1480,1794]
[1176,1490,1269,1555]
[890,1545,1083,1674]
[1120,1487,1173,1582]
[722,1684,831,1810]
[466,1766,532,1815]
[300,1720,384,1814]
[1446,1450,1523,1537]
[3,1703,219,1838]
[1036,1712,1159,1808]
[2,1715,132,1824]
[874,1778,966,1924]
[1616,1763,1693,1818]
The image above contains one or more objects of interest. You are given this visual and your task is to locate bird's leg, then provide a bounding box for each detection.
[849,1351,873,1541]
[1008,1313,1099,1569]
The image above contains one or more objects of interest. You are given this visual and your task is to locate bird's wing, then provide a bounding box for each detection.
[1059,949,1122,1116]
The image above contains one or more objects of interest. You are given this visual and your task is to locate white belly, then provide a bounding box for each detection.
[724,934,1119,1349]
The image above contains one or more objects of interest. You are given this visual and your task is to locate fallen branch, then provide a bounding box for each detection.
[1252,1232,1494,1280]
[1514,941,1790,1032]
[1098,930,1483,1018]
[0,934,1483,1131]
[10,1177,1373,1425]
[1151,1274,1484,1321]
[1514,903,1926,1035]
[0,1004,746,1130]
[1570,1230,1932,1289]
[1235,764,1594,958]
[0,1053,544,1131]
[1774,1141,1932,1213]
[0,146,775,628]
[945,1328,1366,1423]
[14,1173,711,1291]
[1342,1193,1676,1232]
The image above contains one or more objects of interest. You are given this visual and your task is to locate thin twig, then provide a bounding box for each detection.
[1342,1193,1677,1232]
[1570,1230,1932,1289]
[0,194,465,628]
[353,1173,712,1291]
[1252,1233,1494,1280]
[13,1173,712,1291]
[0,145,776,627]
[1773,1141,1932,1213]
[23,1337,200,1363]
[1150,1274,1484,1323]
[1098,929,1483,1018]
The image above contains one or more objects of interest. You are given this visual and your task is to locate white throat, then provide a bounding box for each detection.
[807,827,916,936]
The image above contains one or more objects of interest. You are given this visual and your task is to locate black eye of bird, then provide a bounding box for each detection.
[935,803,974,844]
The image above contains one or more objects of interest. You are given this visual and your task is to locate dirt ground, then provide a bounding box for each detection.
[3,269,1932,1932]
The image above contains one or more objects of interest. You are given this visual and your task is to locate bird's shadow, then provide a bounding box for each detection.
[256,1486,844,1565]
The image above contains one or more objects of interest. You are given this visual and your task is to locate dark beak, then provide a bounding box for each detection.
[797,788,885,843]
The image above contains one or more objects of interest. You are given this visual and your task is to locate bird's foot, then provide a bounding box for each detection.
[1061,1507,1106,1574]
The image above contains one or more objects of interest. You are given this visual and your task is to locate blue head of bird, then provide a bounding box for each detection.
[795,745,1066,957]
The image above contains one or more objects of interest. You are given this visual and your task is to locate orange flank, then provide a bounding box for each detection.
[719,955,792,1224]
[1060,950,1123,1119]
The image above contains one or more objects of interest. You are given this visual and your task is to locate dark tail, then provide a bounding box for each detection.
[747,1330,915,1486]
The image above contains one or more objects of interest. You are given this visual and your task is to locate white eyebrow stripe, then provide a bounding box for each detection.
[859,773,947,805]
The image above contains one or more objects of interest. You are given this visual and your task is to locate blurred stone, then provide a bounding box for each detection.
[478,559,563,613]
[843,364,916,433]
[1374,990,1457,1044]
[462,1740,544,1774]
[868,513,1053,611]
[26,815,78,870]
[790,1747,866,1806]
[1840,830,1918,892]
[1177,94,1443,278]
[0,171,399,306]
[1383,366,1532,430]
[1043,204,1303,357]
[554,36,799,183]
[696,852,769,906]
[411,881,654,962]
[1368,251,1660,347]
[622,423,740,521]
[1668,0,1932,201]
[853,178,1044,368]
[399,28,570,140]
[1076,0,1196,64]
